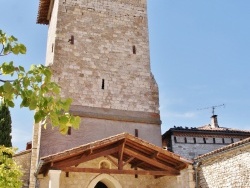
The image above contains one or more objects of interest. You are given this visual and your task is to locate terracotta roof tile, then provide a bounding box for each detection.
[37,0,50,24]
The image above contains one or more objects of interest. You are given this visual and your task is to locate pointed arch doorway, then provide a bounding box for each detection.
[88,174,122,188]
[95,182,108,188]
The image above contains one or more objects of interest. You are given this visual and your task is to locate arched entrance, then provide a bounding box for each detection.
[95,182,108,188]
[88,174,122,188]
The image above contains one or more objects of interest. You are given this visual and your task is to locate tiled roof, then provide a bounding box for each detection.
[14,149,32,157]
[197,124,250,132]
[37,133,192,176]
[37,0,50,24]
[195,137,250,160]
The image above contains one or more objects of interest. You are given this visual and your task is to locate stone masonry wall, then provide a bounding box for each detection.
[39,117,161,157]
[47,0,159,113]
[14,150,32,188]
[198,144,250,188]
[38,156,195,188]
[171,135,241,159]
[38,0,162,158]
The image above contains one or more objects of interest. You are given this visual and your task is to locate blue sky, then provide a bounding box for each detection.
[1,0,250,151]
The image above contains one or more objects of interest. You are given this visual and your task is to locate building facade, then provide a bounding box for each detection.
[162,115,250,160]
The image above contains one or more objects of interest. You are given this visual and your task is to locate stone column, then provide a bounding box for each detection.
[48,170,61,188]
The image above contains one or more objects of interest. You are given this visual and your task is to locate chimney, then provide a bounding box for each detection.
[211,115,219,128]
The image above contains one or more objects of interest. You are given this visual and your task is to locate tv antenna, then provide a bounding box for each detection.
[197,104,225,116]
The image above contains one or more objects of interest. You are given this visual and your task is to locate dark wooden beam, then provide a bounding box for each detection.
[123,157,135,167]
[124,148,180,174]
[60,167,179,176]
[118,139,126,170]
[53,147,119,168]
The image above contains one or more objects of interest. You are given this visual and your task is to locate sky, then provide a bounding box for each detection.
[1,0,250,151]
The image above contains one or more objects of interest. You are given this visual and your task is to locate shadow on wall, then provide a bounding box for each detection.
[197,168,209,188]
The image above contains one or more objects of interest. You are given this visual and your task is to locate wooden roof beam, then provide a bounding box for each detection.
[118,139,126,170]
[124,148,180,174]
[123,157,135,167]
[53,147,119,168]
[60,167,180,176]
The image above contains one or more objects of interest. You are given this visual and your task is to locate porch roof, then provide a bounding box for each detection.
[37,133,191,176]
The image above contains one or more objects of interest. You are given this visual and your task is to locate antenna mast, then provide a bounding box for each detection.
[198,104,225,116]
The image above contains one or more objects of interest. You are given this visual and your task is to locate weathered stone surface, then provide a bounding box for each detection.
[46,0,159,114]
[14,150,32,188]
[197,143,250,188]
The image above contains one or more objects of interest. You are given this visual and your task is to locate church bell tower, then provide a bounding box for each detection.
[36,0,161,157]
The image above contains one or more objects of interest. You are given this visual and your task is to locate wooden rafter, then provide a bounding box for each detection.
[38,133,191,176]
[118,139,126,170]
[123,157,135,167]
[124,148,179,174]
[53,147,119,168]
[60,167,179,176]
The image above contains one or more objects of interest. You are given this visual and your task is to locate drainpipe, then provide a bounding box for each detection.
[193,161,201,188]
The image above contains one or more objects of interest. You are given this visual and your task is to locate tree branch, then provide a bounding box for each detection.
[0,79,14,83]
[0,45,4,55]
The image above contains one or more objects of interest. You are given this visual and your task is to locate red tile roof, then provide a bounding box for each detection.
[37,0,50,24]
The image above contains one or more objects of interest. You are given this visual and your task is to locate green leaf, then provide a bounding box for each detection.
[59,115,69,125]
[19,44,26,54]
[59,125,68,135]
[29,99,37,110]
[3,82,13,93]
[18,66,25,72]
[6,101,15,108]
[71,116,81,129]
[20,98,29,107]
[23,77,30,88]
[34,111,42,123]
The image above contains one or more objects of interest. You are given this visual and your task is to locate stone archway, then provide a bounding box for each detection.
[88,174,122,188]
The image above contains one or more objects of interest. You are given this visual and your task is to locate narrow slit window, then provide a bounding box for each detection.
[193,137,196,144]
[222,138,225,144]
[52,43,54,52]
[231,138,234,143]
[102,79,105,89]
[184,137,187,143]
[132,45,136,54]
[203,138,206,144]
[213,138,216,144]
[135,129,138,137]
[67,127,71,135]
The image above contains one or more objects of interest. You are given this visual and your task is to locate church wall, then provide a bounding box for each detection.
[48,0,159,113]
[171,135,241,159]
[38,157,195,188]
[45,0,59,66]
[14,150,32,188]
[197,144,250,188]
[39,117,161,157]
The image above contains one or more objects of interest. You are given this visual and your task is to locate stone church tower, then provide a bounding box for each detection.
[30,0,162,181]
[35,0,161,158]
[26,1,195,187]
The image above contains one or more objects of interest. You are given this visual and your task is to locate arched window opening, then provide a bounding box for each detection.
[95,182,108,188]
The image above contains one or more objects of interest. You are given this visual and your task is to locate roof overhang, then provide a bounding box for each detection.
[36,133,191,177]
[37,0,52,24]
